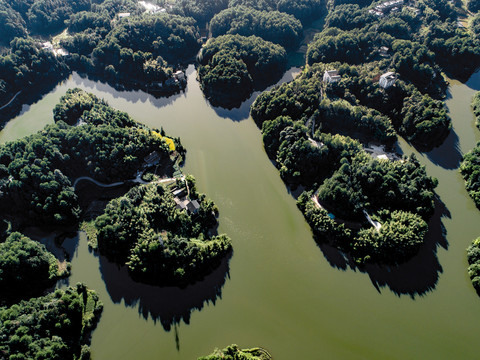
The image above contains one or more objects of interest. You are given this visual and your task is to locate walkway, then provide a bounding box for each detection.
[0,91,22,110]
[73,174,184,189]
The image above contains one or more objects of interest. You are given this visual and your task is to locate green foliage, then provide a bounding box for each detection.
[306,27,375,65]
[0,1,27,45]
[172,0,229,24]
[298,193,429,265]
[468,0,480,13]
[399,90,451,148]
[198,34,287,108]
[460,142,480,209]
[354,210,428,264]
[227,0,325,23]
[0,89,174,227]
[471,91,480,130]
[324,3,375,30]
[0,232,59,303]
[317,155,437,220]
[95,180,232,285]
[209,6,302,49]
[198,344,272,360]
[26,0,91,35]
[467,237,480,294]
[0,37,67,106]
[252,64,397,146]
[0,284,103,360]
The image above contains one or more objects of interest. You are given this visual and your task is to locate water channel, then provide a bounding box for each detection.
[1,66,480,359]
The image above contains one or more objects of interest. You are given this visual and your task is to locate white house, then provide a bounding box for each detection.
[379,72,396,89]
[117,12,131,19]
[174,70,185,81]
[323,70,341,83]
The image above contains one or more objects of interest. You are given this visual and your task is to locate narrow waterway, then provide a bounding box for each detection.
[2,67,480,359]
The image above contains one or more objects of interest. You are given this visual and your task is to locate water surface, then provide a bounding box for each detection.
[2,67,480,359]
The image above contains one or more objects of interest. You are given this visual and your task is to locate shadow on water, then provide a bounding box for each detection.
[210,67,301,122]
[0,75,68,128]
[317,197,450,299]
[425,128,462,170]
[465,70,480,91]
[71,72,185,110]
[98,251,232,331]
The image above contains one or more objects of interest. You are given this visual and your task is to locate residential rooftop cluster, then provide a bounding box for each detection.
[369,0,405,17]
[172,187,200,214]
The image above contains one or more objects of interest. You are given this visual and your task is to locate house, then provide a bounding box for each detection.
[370,0,404,16]
[323,70,341,83]
[117,12,131,19]
[143,151,161,167]
[186,200,200,214]
[174,70,185,82]
[173,188,201,214]
[172,188,187,198]
[379,46,390,57]
[379,72,396,89]
[364,144,401,161]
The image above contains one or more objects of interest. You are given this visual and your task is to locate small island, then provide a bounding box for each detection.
[198,344,272,360]
[93,177,232,285]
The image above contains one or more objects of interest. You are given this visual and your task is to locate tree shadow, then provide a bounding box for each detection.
[98,250,232,331]
[465,69,480,91]
[70,72,184,110]
[425,128,463,170]
[316,197,450,298]
[210,67,301,122]
[0,74,68,129]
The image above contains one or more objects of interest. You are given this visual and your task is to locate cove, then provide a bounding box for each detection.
[2,66,480,359]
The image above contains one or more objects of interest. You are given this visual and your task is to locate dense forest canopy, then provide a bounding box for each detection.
[0,232,62,305]
[0,89,176,227]
[460,141,480,209]
[0,37,68,107]
[467,237,480,294]
[209,6,302,49]
[0,284,103,360]
[197,34,287,108]
[95,179,232,285]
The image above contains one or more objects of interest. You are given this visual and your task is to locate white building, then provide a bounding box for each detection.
[379,72,396,89]
[323,70,341,83]
[117,12,131,19]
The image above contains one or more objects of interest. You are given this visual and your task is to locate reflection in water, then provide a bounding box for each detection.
[317,198,449,298]
[98,251,232,331]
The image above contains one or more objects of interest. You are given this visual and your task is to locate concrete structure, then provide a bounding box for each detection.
[364,144,401,161]
[117,12,131,19]
[323,70,341,83]
[379,71,396,89]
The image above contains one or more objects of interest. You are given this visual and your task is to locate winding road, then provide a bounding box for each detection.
[0,91,22,110]
[73,174,183,189]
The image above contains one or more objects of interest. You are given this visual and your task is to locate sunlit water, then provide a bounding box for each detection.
[2,67,480,359]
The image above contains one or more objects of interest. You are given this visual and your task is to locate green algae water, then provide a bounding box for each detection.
[2,67,480,359]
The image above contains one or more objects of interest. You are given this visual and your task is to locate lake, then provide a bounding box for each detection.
[1,66,480,359]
